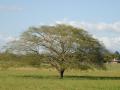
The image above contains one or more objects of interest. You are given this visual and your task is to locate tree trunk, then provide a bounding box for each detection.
[59,69,65,79]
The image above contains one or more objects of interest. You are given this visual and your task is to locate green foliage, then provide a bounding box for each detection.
[0,52,44,69]
[18,54,43,67]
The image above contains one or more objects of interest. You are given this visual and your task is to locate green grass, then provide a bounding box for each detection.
[0,64,120,90]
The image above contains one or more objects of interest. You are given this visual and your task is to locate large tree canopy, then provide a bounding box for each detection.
[7,24,106,78]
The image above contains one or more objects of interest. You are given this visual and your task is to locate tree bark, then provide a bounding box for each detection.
[59,69,65,79]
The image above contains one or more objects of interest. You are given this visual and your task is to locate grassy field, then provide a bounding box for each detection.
[0,64,120,90]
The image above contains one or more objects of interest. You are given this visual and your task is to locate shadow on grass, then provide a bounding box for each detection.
[15,75,59,79]
[65,75,120,80]
[15,75,120,80]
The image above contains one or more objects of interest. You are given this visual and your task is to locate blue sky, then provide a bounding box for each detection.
[0,0,120,52]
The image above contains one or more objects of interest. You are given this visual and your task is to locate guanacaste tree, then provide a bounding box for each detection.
[6,24,106,78]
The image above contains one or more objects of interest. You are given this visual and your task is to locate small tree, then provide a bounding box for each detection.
[113,51,120,60]
[6,24,106,78]
[0,52,19,69]
[103,51,113,63]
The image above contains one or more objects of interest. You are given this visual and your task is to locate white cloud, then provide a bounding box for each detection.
[0,34,20,51]
[0,20,120,52]
[94,36,120,52]
[0,34,18,43]
[55,20,120,32]
[54,20,120,52]
[5,36,18,42]
[0,5,23,12]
